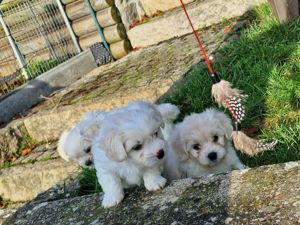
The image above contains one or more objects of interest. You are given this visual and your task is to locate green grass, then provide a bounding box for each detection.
[77,168,102,196]
[162,4,300,167]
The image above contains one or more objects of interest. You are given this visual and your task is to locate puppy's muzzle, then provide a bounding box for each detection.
[156,149,164,159]
[207,152,217,161]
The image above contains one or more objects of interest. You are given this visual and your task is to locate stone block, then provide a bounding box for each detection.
[0,159,79,202]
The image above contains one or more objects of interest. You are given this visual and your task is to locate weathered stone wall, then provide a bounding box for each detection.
[3,161,300,225]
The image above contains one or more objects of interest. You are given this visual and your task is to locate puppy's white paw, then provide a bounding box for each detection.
[144,175,167,191]
[101,192,124,208]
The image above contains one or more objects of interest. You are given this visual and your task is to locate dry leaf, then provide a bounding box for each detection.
[224,25,232,33]
[0,204,7,209]
[129,19,140,29]
[243,127,260,137]
[10,156,17,162]
[133,47,141,52]
[21,148,32,157]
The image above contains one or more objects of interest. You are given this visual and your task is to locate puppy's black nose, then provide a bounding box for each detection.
[207,152,217,161]
[85,159,93,166]
[156,149,164,159]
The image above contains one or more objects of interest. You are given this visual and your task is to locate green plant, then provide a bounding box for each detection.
[17,133,38,156]
[77,168,102,196]
[0,161,12,170]
[25,59,59,79]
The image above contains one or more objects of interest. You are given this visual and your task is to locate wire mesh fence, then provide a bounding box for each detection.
[0,0,80,96]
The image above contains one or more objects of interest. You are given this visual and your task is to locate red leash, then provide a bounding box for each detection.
[179,0,214,74]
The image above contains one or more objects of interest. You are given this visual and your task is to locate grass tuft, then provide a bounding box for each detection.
[77,168,102,196]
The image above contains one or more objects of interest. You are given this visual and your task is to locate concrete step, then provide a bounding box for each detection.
[0,158,79,202]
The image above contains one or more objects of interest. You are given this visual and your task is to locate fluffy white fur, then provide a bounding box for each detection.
[92,101,169,208]
[156,103,180,140]
[165,108,246,180]
[57,110,106,167]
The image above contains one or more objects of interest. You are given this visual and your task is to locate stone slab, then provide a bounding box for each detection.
[3,161,300,225]
[127,0,266,48]
[0,159,79,202]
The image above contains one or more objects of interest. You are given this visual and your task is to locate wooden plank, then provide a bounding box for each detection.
[109,39,132,59]
[79,30,103,50]
[103,23,127,44]
[96,5,121,28]
[90,0,114,11]
[65,0,89,21]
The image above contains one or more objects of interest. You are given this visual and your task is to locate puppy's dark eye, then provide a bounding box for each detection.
[153,131,159,137]
[84,147,91,153]
[213,135,219,142]
[132,144,143,151]
[192,144,201,150]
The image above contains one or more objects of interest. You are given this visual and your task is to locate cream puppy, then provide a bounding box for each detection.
[57,110,106,167]
[92,101,168,208]
[165,108,246,180]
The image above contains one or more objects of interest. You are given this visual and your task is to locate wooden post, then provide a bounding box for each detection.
[103,23,127,44]
[109,39,132,59]
[96,5,121,28]
[61,0,77,4]
[72,15,97,37]
[72,6,120,36]
[91,0,114,11]
[267,0,299,22]
[65,0,90,20]
[79,30,103,50]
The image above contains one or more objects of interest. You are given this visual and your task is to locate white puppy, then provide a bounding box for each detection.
[57,110,106,167]
[165,108,246,180]
[92,101,168,208]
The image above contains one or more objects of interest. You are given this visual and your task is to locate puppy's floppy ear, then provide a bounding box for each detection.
[169,126,189,161]
[100,128,127,162]
[57,130,71,161]
[213,109,233,139]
